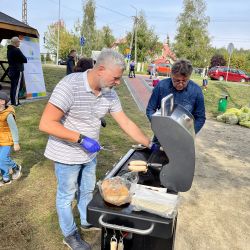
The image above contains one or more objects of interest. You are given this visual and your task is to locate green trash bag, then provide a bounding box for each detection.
[238,113,250,122]
[239,121,250,128]
[224,113,238,125]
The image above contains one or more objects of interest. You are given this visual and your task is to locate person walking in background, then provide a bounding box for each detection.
[202,75,208,91]
[66,49,77,75]
[152,73,160,87]
[150,61,156,79]
[128,60,136,78]
[39,49,155,250]
[7,37,27,106]
[0,92,22,187]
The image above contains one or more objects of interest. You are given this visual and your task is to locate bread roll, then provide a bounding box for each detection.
[128,165,147,172]
[129,160,147,166]
[101,177,130,206]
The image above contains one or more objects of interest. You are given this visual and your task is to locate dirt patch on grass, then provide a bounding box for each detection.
[175,118,250,250]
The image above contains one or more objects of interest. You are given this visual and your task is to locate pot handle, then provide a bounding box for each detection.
[161,93,174,116]
[98,214,155,235]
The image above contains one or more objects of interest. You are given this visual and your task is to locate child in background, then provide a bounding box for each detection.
[202,75,208,91]
[152,74,160,87]
[0,92,22,186]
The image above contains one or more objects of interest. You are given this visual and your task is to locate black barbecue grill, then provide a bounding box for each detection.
[87,94,196,250]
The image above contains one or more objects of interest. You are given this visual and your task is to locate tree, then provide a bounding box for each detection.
[81,0,96,57]
[120,11,161,62]
[44,21,79,60]
[44,1,116,60]
[41,54,44,62]
[166,34,170,45]
[102,26,115,48]
[211,47,250,73]
[91,26,115,51]
[173,0,211,67]
[46,53,51,62]
[210,54,226,68]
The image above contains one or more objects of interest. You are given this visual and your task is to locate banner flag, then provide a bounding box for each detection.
[20,36,46,99]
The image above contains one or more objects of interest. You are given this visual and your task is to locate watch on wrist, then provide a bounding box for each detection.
[77,134,85,143]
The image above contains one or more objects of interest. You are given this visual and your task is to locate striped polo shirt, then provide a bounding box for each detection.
[44,71,122,164]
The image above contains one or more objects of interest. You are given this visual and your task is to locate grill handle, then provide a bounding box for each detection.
[98,214,155,235]
[161,93,174,116]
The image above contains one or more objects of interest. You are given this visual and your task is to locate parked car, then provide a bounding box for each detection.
[156,63,171,76]
[58,59,67,65]
[193,67,203,75]
[208,66,250,82]
[147,63,171,76]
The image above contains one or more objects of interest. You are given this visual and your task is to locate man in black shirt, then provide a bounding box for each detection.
[66,50,77,75]
[7,37,27,106]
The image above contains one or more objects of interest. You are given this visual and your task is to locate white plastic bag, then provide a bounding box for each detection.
[97,172,139,206]
[131,187,180,218]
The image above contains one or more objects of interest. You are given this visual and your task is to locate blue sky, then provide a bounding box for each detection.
[1,0,250,51]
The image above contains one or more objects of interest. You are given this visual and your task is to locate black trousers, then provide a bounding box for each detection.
[129,69,135,77]
[9,71,23,106]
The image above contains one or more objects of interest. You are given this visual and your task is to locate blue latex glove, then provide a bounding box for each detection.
[150,143,160,152]
[79,136,101,153]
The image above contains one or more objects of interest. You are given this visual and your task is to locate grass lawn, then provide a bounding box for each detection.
[191,74,250,116]
[0,65,151,249]
[0,65,249,249]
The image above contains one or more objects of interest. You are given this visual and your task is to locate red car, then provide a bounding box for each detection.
[156,63,171,76]
[208,66,250,82]
[147,63,171,76]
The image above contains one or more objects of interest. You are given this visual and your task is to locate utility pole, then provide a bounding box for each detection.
[22,0,28,24]
[56,0,61,65]
[127,5,137,71]
[127,21,135,70]
[133,8,138,64]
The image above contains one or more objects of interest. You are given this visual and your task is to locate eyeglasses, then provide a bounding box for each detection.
[171,77,189,85]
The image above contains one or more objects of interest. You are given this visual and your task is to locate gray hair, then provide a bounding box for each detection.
[171,59,193,77]
[0,91,10,104]
[10,37,20,45]
[95,48,126,70]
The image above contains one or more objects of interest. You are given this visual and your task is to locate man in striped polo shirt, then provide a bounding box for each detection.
[39,49,153,250]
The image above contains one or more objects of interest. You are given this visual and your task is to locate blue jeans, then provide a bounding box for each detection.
[55,158,97,237]
[0,145,16,181]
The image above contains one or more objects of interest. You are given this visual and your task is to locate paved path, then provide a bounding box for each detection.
[123,75,153,113]
[123,74,170,113]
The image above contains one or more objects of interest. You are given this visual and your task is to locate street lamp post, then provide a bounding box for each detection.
[56,0,61,65]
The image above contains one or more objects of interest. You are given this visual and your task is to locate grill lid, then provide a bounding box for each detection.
[151,94,195,192]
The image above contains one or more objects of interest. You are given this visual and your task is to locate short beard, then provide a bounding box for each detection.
[99,79,113,93]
